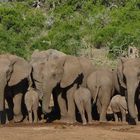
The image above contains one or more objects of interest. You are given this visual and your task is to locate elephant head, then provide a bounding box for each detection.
[30,49,66,97]
[0,54,32,124]
[117,58,140,125]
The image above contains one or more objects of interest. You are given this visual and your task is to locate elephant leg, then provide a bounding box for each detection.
[85,101,92,124]
[5,113,9,124]
[13,93,23,122]
[57,94,67,120]
[67,85,77,123]
[0,100,6,124]
[0,92,6,124]
[120,108,126,122]
[33,109,38,123]
[99,91,111,122]
[100,105,107,122]
[114,113,119,122]
[75,99,87,125]
[28,111,33,123]
[96,99,101,114]
[122,112,126,122]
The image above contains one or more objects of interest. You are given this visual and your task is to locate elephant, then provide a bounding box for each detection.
[0,54,32,124]
[109,95,127,122]
[87,68,114,122]
[117,58,140,125]
[74,87,92,125]
[41,55,94,123]
[24,87,39,123]
[30,49,67,121]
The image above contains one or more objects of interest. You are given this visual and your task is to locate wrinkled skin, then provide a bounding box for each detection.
[24,87,39,123]
[110,95,127,122]
[117,58,140,125]
[0,54,31,124]
[74,87,92,125]
[41,55,94,123]
[87,68,114,122]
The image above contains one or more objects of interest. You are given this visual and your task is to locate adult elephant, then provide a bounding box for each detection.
[30,49,67,120]
[87,68,114,122]
[0,54,32,124]
[117,58,140,125]
[41,55,94,123]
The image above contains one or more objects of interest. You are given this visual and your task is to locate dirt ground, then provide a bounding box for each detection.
[0,121,140,140]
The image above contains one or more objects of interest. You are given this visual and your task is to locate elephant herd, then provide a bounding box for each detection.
[0,49,140,125]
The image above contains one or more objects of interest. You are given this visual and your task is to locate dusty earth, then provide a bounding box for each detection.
[0,121,140,140]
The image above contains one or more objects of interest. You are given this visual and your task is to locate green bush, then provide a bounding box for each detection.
[0,2,45,58]
[0,0,139,59]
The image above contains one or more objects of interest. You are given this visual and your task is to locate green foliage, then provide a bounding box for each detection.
[0,0,140,59]
[0,2,45,58]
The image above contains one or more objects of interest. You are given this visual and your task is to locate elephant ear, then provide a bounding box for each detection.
[117,57,127,89]
[8,56,32,86]
[60,56,82,88]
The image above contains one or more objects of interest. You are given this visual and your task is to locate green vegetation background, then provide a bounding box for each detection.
[0,0,139,59]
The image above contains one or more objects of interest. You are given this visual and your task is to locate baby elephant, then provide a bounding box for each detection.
[25,87,39,123]
[74,87,92,125]
[110,95,127,122]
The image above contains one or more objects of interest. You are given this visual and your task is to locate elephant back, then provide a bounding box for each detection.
[30,49,66,64]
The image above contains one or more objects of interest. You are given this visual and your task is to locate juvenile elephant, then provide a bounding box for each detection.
[109,95,127,122]
[87,68,114,122]
[24,87,39,123]
[0,54,31,124]
[117,58,140,125]
[74,87,92,125]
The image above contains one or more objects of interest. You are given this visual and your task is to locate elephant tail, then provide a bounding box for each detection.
[93,85,101,104]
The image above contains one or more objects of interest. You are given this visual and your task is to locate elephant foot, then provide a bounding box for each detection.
[99,117,107,123]
[59,116,68,123]
[39,119,46,123]
[122,121,127,124]
[82,122,87,125]
[128,118,137,125]
[59,117,76,124]
[14,114,23,123]
[66,118,77,124]
[0,111,6,124]
[99,120,107,123]
[34,120,38,123]
[88,121,93,125]
[23,116,28,123]
[5,119,9,124]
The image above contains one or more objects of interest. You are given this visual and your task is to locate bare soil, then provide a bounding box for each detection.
[0,121,140,140]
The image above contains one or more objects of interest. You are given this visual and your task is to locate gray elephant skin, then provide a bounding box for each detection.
[0,54,32,124]
[87,68,114,122]
[74,87,92,125]
[30,49,95,123]
[24,87,39,123]
[117,58,140,125]
[110,95,127,122]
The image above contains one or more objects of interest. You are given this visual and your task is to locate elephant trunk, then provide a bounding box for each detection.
[42,85,52,114]
[127,81,138,125]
